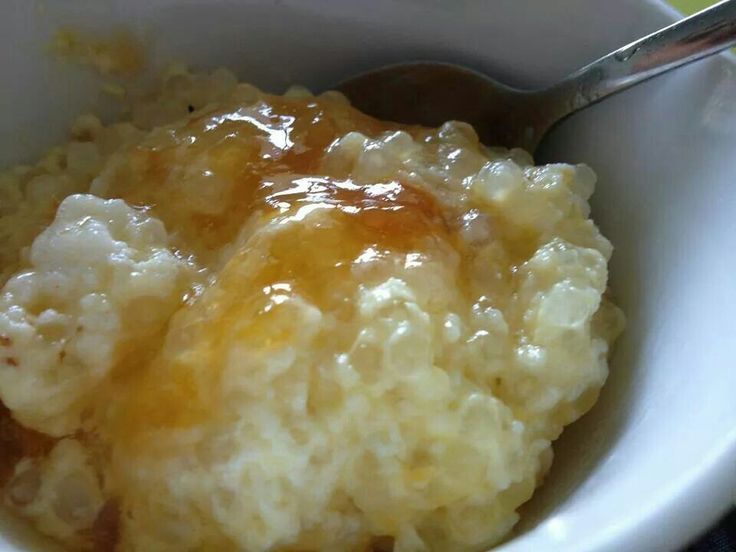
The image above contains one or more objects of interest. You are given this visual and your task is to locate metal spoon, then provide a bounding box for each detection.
[336,0,736,152]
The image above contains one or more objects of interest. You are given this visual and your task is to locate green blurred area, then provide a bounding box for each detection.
[669,0,735,53]
[668,0,714,14]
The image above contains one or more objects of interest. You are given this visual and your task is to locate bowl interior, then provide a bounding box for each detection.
[1,1,736,551]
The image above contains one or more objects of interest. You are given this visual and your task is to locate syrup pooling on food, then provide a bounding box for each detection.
[92,93,402,263]
[110,174,452,444]
[0,69,623,552]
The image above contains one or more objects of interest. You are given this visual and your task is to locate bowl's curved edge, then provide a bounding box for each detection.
[499,1,736,549]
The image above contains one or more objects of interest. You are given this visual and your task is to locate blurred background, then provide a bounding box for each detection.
[669,0,712,13]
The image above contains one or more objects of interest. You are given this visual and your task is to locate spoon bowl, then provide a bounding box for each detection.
[336,0,736,151]
[337,62,548,151]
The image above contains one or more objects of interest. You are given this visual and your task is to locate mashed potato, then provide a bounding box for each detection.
[0,68,623,551]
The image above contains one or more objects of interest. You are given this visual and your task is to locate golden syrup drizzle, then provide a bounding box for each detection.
[110,174,450,446]
[99,94,409,261]
[2,93,452,549]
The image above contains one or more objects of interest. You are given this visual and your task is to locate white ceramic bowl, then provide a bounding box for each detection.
[1,1,735,551]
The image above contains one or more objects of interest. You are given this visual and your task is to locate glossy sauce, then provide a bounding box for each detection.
[0,68,624,552]
[3,92,455,551]
[98,94,408,261]
[89,93,452,450]
[111,173,452,446]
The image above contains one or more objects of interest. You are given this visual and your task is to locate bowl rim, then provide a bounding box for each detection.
[500,2,736,550]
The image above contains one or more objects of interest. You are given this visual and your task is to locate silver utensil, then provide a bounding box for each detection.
[336,0,736,151]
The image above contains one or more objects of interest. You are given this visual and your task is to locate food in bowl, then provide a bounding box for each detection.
[0,66,623,551]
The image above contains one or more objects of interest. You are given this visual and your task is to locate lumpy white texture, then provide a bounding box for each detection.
[0,194,195,436]
[110,267,545,551]
[0,68,623,552]
[5,439,104,547]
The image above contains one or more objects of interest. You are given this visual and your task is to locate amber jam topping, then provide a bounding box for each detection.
[0,92,439,544]
[112,173,452,443]
[79,91,450,450]
[98,94,410,260]
[0,77,623,552]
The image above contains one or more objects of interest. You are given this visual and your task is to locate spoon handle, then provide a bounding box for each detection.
[547,0,736,118]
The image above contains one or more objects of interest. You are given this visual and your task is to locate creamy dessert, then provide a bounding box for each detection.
[0,67,623,551]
